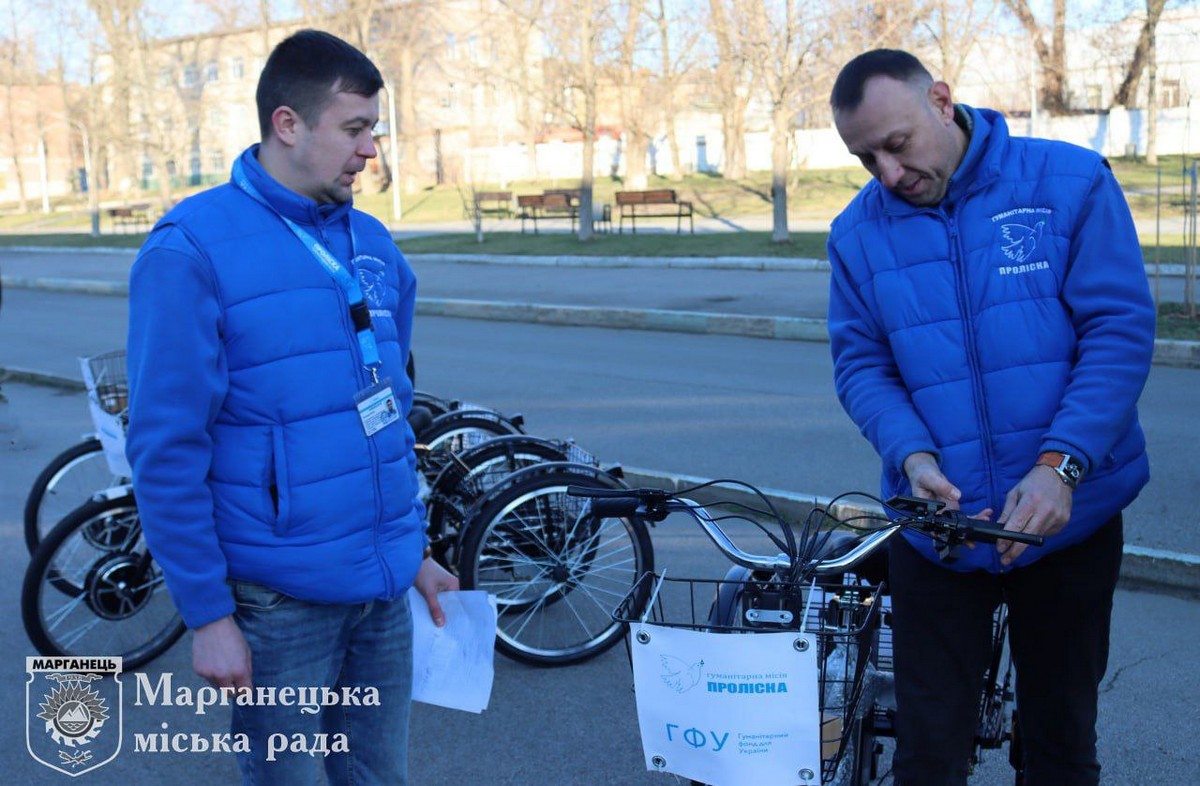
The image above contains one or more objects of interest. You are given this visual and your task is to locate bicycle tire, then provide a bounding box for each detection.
[24,438,124,554]
[418,410,526,482]
[457,464,653,666]
[22,493,186,670]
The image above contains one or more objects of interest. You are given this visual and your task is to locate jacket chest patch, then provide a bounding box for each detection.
[353,255,389,308]
[990,207,1054,276]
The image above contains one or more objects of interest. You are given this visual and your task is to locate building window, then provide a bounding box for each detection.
[209,150,225,172]
[441,83,456,109]
[204,61,219,83]
[1085,84,1102,111]
[446,33,457,59]
[1161,79,1183,109]
[183,64,200,87]
[159,68,172,87]
[229,57,244,80]
[207,107,224,130]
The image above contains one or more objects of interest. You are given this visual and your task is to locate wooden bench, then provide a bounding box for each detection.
[468,190,513,219]
[517,193,578,234]
[107,203,156,234]
[615,189,694,234]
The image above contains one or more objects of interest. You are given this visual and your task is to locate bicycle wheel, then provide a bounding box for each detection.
[458,464,653,666]
[426,436,579,568]
[24,438,125,554]
[419,409,526,483]
[22,493,186,670]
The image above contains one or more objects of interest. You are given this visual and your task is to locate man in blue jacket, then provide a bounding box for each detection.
[827,50,1155,785]
[126,30,457,784]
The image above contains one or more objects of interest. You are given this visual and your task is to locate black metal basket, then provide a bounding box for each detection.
[613,572,883,782]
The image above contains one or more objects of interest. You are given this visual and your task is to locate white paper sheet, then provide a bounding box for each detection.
[407,588,497,713]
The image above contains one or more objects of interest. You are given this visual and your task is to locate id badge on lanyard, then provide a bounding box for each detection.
[354,377,401,437]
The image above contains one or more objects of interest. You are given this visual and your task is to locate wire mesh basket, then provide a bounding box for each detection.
[85,350,129,417]
[613,572,882,782]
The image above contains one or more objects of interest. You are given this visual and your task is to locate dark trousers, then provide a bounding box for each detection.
[889,515,1123,786]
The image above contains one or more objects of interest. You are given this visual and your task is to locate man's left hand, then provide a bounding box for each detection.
[997,465,1073,565]
[413,556,460,627]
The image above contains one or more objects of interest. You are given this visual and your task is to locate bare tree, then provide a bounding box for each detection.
[1112,0,1168,109]
[491,0,548,179]
[744,0,849,243]
[650,0,700,178]
[1003,0,1069,114]
[709,0,753,179]
[3,6,32,212]
[918,0,1001,87]
[615,0,650,188]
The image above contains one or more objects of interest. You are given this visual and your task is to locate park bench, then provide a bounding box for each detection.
[517,191,613,234]
[468,190,514,219]
[615,189,694,234]
[107,203,156,234]
[517,193,577,234]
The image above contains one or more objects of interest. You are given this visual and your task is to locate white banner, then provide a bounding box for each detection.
[630,622,823,786]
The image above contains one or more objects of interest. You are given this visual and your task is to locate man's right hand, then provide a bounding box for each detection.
[903,451,962,510]
[192,615,253,690]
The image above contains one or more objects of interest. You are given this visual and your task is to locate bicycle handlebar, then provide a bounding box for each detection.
[567,486,1045,575]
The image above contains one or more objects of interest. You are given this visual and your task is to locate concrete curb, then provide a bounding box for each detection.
[3,244,1193,277]
[415,298,830,342]
[622,467,1200,594]
[5,276,1198,368]
[0,366,87,391]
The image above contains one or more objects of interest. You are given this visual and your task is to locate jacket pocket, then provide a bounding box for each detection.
[270,425,291,535]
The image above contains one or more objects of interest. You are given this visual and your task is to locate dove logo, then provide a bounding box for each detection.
[1000,221,1044,264]
[660,655,704,694]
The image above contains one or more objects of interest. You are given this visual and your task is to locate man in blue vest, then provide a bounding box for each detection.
[827,50,1155,785]
[127,30,457,784]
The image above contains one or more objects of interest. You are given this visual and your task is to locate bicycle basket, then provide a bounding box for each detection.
[613,572,881,784]
[85,350,129,416]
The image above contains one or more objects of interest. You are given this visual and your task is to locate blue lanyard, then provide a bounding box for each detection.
[231,158,381,378]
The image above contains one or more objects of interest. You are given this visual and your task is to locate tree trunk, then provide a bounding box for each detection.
[1004,0,1069,113]
[1114,0,1168,108]
[625,133,648,188]
[3,85,29,212]
[399,44,421,193]
[578,0,596,242]
[1147,12,1158,165]
[770,104,789,243]
[724,100,747,179]
[655,0,681,178]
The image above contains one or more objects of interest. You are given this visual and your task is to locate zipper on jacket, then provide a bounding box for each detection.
[328,228,395,596]
[943,203,1002,570]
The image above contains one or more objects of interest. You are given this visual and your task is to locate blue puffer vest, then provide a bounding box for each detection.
[127,146,424,628]
[827,107,1155,572]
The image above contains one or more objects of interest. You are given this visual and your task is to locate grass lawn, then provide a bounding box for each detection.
[1157,303,1200,340]
[0,233,146,248]
[398,230,830,258]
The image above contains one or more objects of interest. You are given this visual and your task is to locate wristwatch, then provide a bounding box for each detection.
[1036,451,1085,489]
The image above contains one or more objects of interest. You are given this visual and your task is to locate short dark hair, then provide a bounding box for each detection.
[256,29,384,139]
[830,49,933,113]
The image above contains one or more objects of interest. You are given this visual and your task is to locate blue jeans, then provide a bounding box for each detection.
[230,580,413,785]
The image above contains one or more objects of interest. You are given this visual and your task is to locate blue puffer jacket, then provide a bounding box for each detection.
[127,146,424,628]
[827,107,1155,572]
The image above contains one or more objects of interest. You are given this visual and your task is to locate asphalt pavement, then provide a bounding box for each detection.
[0,379,1197,785]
